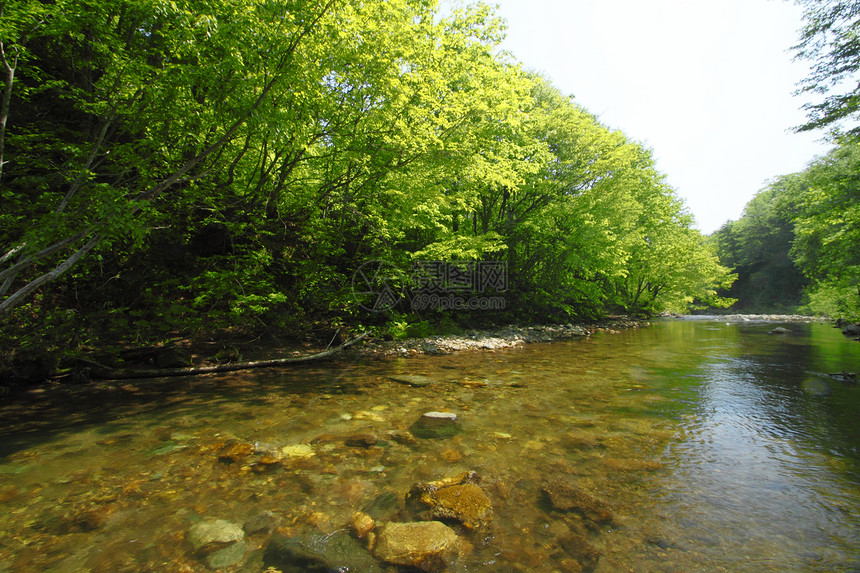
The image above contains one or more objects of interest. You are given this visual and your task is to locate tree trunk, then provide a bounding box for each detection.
[80,332,368,380]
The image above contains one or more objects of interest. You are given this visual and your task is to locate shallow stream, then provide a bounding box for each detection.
[1,318,859,572]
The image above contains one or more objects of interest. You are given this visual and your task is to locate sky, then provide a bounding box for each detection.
[453,0,833,234]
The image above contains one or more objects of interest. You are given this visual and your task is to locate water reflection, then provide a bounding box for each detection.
[0,320,858,572]
[653,320,860,571]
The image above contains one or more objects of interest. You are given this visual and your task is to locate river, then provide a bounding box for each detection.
[0,317,858,572]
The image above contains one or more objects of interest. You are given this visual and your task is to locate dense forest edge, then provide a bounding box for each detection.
[707,0,860,323]
[710,139,860,320]
[0,0,857,386]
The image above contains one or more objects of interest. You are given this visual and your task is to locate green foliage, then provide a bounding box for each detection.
[711,182,806,312]
[792,0,860,136]
[802,280,860,321]
[712,137,859,318]
[0,0,736,364]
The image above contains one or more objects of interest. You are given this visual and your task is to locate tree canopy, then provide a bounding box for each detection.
[709,0,860,319]
[793,0,860,135]
[0,0,734,372]
[712,138,860,319]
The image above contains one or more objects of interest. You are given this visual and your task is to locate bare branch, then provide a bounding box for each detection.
[0,234,102,315]
[0,244,26,266]
[0,40,18,184]
[0,230,90,283]
[82,332,368,379]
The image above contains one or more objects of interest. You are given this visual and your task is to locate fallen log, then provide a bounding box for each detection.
[81,332,368,380]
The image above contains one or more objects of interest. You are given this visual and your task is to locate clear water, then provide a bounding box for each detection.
[1,319,859,572]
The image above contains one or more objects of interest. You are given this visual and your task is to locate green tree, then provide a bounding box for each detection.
[790,141,860,318]
[710,182,806,311]
[793,0,860,135]
[711,139,860,319]
[0,0,339,317]
[0,0,744,373]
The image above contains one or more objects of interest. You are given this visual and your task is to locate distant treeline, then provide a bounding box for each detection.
[710,139,860,320]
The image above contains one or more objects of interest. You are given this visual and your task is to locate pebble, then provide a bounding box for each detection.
[281,444,315,459]
[353,411,385,422]
[350,511,375,538]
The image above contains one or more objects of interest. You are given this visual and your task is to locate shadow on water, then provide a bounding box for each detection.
[0,360,374,458]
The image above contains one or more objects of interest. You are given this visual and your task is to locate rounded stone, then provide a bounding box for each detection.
[373,521,459,571]
[187,519,244,554]
[410,412,461,439]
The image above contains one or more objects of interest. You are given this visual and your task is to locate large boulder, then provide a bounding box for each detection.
[373,521,459,572]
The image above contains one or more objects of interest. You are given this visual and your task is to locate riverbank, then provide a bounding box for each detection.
[348,316,648,359]
[667,313,829,322]
[4,314,846,390]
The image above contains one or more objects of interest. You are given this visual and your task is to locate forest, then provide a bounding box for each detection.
[710,139,860,319]
[0,0,739,381]
[710,0,860,322]
[4,0,859,382]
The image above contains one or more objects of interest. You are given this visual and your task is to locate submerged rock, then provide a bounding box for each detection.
[558,531,601,571]
[769,327,793,335]
[387,430,418,446]
[281,444,315,459]
[542,479,613,526]
[406,471,493,530]
[72,504,117,531]
[250,449,284,473]
[217,440,254,463]
[410,411,461,439]
[373,521,459,571]
[204,541,247,570]
[344,433,379,448]
[389,374,436,387]
[244,510,280,535]
[350,511,376,539]
[187,519,246,569]
[353,410,386,422]
[802,378,833,396]
[187,519,244,552]
[428,484,492,529]
[264,531,382,572]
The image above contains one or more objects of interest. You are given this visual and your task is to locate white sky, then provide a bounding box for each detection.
[455,0,833,234]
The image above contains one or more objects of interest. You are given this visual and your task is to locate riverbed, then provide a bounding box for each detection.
[0,317,858,572]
